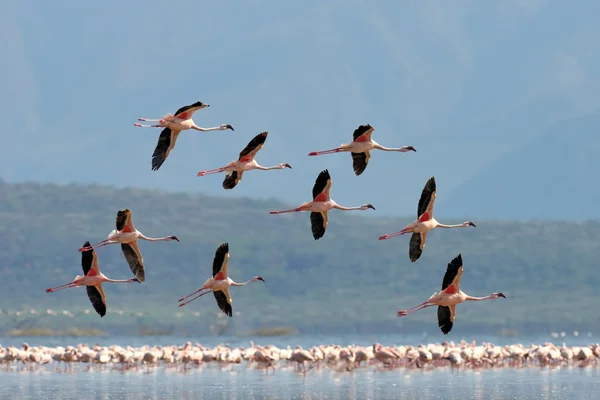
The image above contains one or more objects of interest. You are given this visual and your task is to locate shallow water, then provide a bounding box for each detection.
[1,364,599,400]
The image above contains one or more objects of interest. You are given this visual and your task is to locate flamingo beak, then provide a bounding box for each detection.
[408,146,417,152]
[367,204,375,210]
[257,277,265,282]
[133,278,141,283]
[226,125,234,131]
[285,164,292,169]
[170,236,180,242]
[497,293,506,298]
[468,222,476,227]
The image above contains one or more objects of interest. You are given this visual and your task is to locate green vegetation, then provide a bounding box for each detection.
[7,328,106,337]
[1,180,599,336]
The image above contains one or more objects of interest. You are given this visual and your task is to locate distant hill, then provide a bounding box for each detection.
[0,180,599,336]
[442,110,600,220]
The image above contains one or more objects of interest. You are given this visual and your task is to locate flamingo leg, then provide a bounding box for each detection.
[197,167,226,177]
[379,227,412,240]
[178,289,214,307]
[177,287,210,302]
[308,148,344,156]
[138,118,163,122]
[78,240,119,252]
[397,303,433,316]
[269,208,304,215]
[134,123,163,128]
[46,282,80,293]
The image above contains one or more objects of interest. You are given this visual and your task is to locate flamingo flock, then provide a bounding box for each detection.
[1,341,599,374]
[43,100,505,335]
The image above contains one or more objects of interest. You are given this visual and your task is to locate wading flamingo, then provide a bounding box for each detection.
[379,176,476,262]
[46,242,140,317]
[397,254,506,334]
[177,243,265,316]
[134,101,235,171]
[78,209,179,282]
[308,124,416,176]
[269,169,375,240]
[196,131,292,189]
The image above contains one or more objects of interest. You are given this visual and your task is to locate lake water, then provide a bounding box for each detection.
[1,333,599,399]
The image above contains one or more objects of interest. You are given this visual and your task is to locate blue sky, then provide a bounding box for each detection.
[2,0,599,218]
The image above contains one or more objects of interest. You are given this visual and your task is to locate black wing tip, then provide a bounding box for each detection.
[319,169,330,179]
[427,176,436,188]
[218,242,229,251]
[449,253,463,267]
[222,173,238,190]
[83,241,91,248]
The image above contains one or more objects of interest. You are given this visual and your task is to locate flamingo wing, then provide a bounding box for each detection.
[408,232,427,262]
[222,170,244,190]
[121,242,145,282]
[417,176,437,218]
[152,128,181,171]
[312,169,332,201]
[80,241,100,276]
[238,132,268,161]
[212,243,230,280]
[116,209,135,233]
[310,211,328,240]
[437,305,455,334]
[351,151,370,176]
[352,124,374,143]
[86,284,107,317]
[213,289,233,317]
[441,253,463,294]
[173,101,207,120]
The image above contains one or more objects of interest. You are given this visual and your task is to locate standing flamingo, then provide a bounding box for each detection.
[177,243,265,316]
[397,254,506,334]
[378,176,476,262]
[308,124,416,176]
[134,101,235,171]
[269,169,375,240]
[196,131,292,189]
[46,241,140,317]
[78,209,179,282]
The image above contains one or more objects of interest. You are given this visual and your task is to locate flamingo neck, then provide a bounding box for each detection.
[436,223,466,229]
[465,294,495,301]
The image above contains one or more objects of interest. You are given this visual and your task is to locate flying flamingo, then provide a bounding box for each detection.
[196,131,292,189]
[46,241,140,317]
[308,124,416,176]
[177,243,265,316]
[397,254,506,334]
[78,209,179,282]
[134,101,235,171]
[269,169,375,240]
[379,176,476,262]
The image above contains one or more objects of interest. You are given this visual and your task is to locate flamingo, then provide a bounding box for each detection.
[46,241,140,317]
[196,131,292,189]
[397,254,507,334]
[378,176,476,262]
[308,124,416,176]
[78,209,179,282]
[269,169,375,240]
[134,101,235,171]
[177,243,265,316]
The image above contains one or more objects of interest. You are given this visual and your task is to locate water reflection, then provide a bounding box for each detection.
[0,366,599,400]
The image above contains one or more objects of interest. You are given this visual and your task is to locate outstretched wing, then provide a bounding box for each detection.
[212,243,230,279]
[238,132,268,161]
[312,169,332,201]
[310,211,328,240]
[437,305,455,334]
[115,209,135,232]
[213,289,233,317]
[408,232,426,262]
[174,101,206,120]
[352,124,374,142]
[441,254,463,293]
[86,284,107,317]
[81,241,99,276]
[351,151,370,176]
[152,128,180,171]
[121,243,145,282]
[222,170,243,190]
[417,177,436,218]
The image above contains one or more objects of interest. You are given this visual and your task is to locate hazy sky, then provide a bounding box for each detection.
[2,0,599,217]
